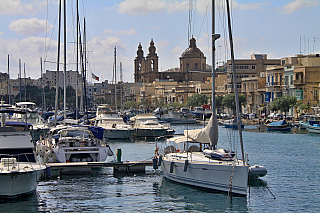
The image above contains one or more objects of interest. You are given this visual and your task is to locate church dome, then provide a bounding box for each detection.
[181,37,204,58]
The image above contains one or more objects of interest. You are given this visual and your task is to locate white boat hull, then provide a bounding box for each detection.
[0,166,44,197]
[161,156,249,196]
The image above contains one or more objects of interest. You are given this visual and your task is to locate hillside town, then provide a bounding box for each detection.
[1,38,319,118]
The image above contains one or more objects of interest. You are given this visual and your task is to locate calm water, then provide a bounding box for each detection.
[1,124,320,212]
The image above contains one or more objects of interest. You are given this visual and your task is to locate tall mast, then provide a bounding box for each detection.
[76,0,79,120]
[7,54,10,104]
[114,46,117,112]
[226,0,245,164]
[54,0,62,126]
[40,57,45,111]
[19,58,21,102]
[24,63,26,101]
[211,0,220,150]
[63,0,67,122]
[83,18,88,118]
[120,61,123,109]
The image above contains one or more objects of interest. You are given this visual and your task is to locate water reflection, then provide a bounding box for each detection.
[155,178,248,212]
[0,192,46,212]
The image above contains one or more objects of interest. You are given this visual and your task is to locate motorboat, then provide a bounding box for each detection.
[9,102,50,141]
[266,120,291,131]
[0,109,46,197]
[222,118,244,129]
[95,116,134,140]
[36,125,114,164]
[299,115,320,134]
[154,108,197,125]
[130,114,172,138]
[12,109,50,141]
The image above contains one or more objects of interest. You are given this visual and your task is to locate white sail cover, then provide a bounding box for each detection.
[184,111,218,146]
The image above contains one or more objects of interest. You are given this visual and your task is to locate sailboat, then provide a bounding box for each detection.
[156,0,250,196]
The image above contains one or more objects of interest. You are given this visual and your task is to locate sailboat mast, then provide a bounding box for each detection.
[120,61,123,109]
[24,63,26,101]
[19,58,21,102]
[54,0,62,126]
[225,0,245,164]
[63,0,67,122]
[7,54,10,104]
[114,46,117,112]
[40,57,45,111]
[76,0,79,120]
[83,18,88,120]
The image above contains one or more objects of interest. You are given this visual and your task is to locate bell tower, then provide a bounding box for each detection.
[134,42,145,82]
[146,39,159,73]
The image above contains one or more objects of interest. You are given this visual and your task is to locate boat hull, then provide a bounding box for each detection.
[105,129,133,139]
[131,128,167,138]
[0,169,44,197]
[161,158,249,196]
[267,126,291,131]
[299,122,320,134]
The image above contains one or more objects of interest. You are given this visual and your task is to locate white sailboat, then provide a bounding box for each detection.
[156,0,250,196]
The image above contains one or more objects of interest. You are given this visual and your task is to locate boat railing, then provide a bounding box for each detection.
[0,152,38,171]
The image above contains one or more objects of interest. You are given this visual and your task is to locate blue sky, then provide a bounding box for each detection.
[0,0,319,83]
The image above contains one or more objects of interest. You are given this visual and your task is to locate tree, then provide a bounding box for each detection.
[221,94,246,114]
[188,93,208,108]
[124,100,139,109]
[269,96,297,117]
[215,95,224,113]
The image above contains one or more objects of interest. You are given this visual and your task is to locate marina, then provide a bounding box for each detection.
[0,0,320,212]
[1,125,319,212]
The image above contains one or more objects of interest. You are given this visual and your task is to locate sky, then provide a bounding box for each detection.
[0,0,319,83]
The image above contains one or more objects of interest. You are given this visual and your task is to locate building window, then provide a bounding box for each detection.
[252,65,256,70]
[195,63,198,70]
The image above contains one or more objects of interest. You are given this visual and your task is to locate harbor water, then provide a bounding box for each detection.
[1,124,320,212]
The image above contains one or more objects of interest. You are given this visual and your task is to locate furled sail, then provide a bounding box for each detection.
[184,110,218,146]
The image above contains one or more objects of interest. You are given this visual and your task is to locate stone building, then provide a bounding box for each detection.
[134,38,211,84]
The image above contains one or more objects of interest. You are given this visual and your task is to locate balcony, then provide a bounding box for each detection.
[293,79,304,85]
[265,82,281,87]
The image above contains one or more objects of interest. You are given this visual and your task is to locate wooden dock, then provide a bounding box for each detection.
[46,161,154,175]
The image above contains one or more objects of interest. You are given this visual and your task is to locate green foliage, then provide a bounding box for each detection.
[124,100,139,109]
[15,85,77,109]
[221,94,246,113]
[269,96,297,116]
[188,93,209,107]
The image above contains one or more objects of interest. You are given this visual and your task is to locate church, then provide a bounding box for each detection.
[134,38,211,83]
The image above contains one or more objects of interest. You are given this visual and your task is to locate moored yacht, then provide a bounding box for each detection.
[0,109,46,197]
[36,125,114,164]
[130,114,172,138]
[95,116,134,140]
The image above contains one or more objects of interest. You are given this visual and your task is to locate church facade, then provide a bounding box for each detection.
[134,38,211,83]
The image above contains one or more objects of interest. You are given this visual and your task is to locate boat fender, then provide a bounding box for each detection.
[170,162,174,173]
[158,155,162,166]
[153,158,158,170]
[183,159,188,172]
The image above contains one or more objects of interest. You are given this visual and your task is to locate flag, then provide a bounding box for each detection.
[92,73,99,81]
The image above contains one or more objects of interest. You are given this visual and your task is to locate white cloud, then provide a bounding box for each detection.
[281,0,319,14]
[118,0,189,15]
[116,28,138,36]
[0,0,38,16]
[9,18,53,36]
[104,29,114,34]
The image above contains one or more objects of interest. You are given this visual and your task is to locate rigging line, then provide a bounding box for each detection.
[197,0,210,40]
[44,0,49,59]
[44,9,59,63]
